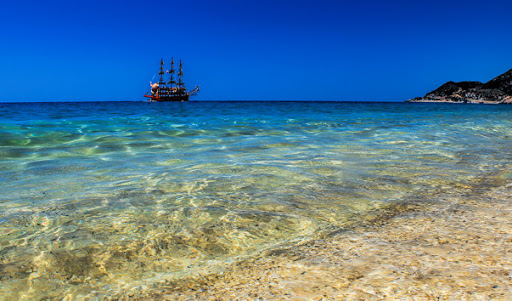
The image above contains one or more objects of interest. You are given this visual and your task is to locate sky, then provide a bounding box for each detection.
[0,0,511,102]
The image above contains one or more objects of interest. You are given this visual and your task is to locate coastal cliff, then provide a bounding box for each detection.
[407,68,512,104]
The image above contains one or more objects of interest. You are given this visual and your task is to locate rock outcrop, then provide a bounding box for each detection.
[408,68,512,104]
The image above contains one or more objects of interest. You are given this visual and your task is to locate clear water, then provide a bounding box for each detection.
[1,101,511,298]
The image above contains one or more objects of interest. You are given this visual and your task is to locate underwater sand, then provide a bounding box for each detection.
[1,101,511,299]
[149,180,512,300]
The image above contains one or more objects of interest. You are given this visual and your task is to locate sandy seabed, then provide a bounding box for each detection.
[122,182,512,300]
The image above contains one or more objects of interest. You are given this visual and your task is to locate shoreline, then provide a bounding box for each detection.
[406,100,500,104]
[126,179,512,300]
[406,98,512,104]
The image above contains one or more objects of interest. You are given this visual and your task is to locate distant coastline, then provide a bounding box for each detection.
[407,68,512,104]
[407,97,512,104]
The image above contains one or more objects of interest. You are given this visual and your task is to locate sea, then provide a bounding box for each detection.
[1,101,511,299]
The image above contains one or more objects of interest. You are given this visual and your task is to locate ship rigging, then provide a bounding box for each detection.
[144,58,199,102]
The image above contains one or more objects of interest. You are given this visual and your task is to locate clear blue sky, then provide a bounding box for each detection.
[1,0,511,102]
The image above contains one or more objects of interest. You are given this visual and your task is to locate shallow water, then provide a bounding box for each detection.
[0,101,511,299]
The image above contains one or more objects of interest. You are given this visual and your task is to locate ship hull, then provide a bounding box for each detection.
[155,94,189,102]
[144,94,190,102]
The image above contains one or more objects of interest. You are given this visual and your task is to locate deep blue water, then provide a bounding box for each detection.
[1,101,511,298]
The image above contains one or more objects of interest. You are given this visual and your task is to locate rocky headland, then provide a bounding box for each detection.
[407,68,512,104]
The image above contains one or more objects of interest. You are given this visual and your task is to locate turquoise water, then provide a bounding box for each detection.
[1,101,511,298]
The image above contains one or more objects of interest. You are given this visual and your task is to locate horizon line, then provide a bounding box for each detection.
[0,99,408,104]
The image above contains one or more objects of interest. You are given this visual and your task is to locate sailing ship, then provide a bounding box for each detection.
[144,58,199,102]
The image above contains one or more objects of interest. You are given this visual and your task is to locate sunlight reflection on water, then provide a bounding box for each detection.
[0,101,511,298]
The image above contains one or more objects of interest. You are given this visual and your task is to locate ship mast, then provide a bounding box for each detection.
[177,59,185,89]
[158,58,165,85]
[168,58,176,89]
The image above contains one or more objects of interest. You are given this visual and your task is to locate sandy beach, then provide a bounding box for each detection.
[126,179,512,300]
